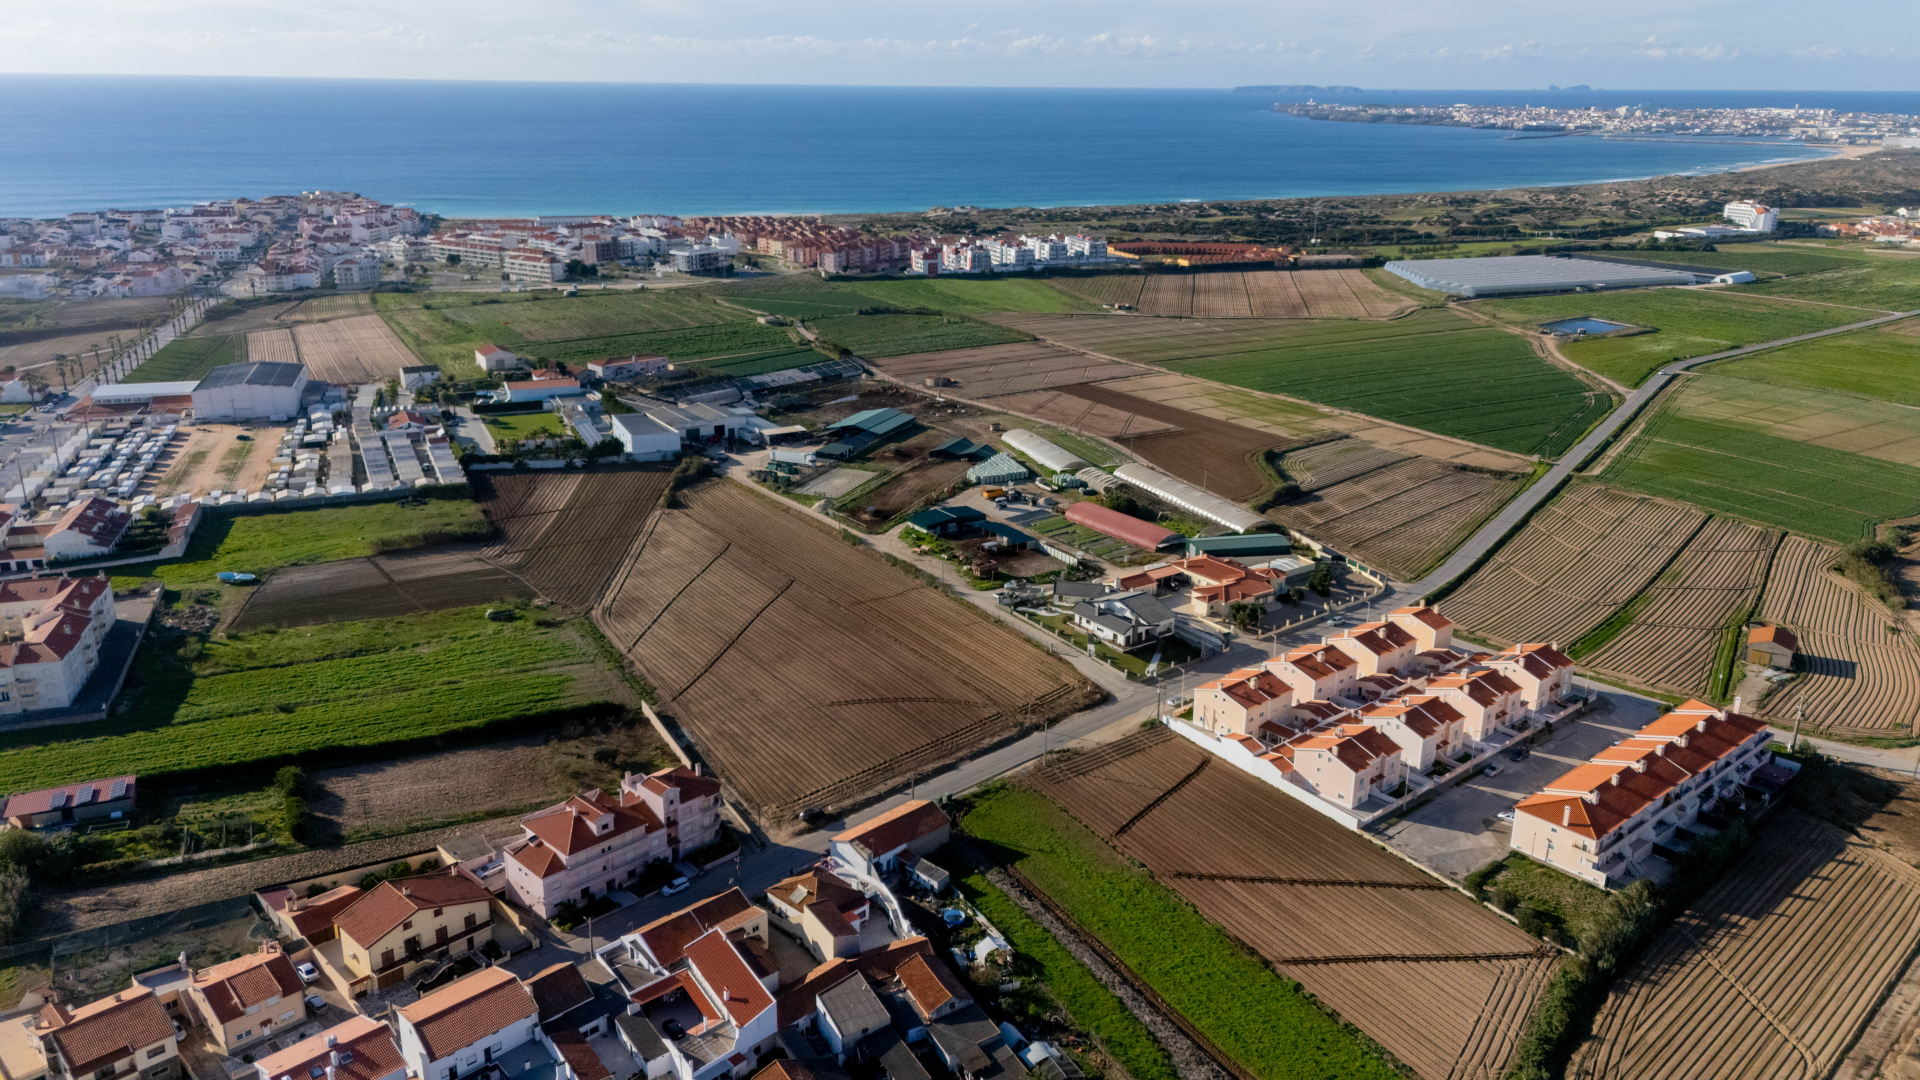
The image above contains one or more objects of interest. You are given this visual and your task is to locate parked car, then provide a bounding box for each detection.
[1482,763,1502,778]
[172,1020,185,1040]
[1507,747,1530,763]
[1496,809,1517,824]
[661,1018,687,1039]
[660,877,691,897]
[304,994,326,1014]
[295,961,320,984]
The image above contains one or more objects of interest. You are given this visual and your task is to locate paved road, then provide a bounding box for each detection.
[1410,306,1920,596]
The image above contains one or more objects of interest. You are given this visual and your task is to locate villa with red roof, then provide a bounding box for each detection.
[1511,701,1779,886]
[829,801,950,882]
[332,870,496,988]
[253,1016,405,1080]
[395,968,540,1080]
[607,890,781,1078]
[185,942,305,1054]
[502,766,723,918]
[34,985,181,1080]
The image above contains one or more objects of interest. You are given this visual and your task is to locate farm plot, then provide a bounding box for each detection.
[988,389,1180,439]
[1742,247,1920,311]
[291,314,421,384]
[1753,536,1920,736]
[1137,275,1194,317]
[1052,270,1410,319]
[995,309,1613,459]
[1047,274,1146,310]
[851,453,971,524]
[184,300,307,337]
[1027,728,1558,1080]
[1572,808,1920,1080]
[1441,483,1709,648]
[244,328,298,364]
[1190,275,1252,318]
[1581,518,1780,696]
[1055,382,1302,500]
[593,480,1095,814]
[472,466,676,608]
[1711,320,1920,407]
[230,546,535,629]
[805,313,1031,358]
[124,334,246,383]
[864,341,1140,398]
[1602,378,1920,543]
[1267,438,1529,580]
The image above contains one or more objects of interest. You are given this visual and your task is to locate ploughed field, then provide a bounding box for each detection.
[1026,729,1557,1080]
[1442,483,1708,648]
[1054,381,1303,501]
[863,341,1141,398]
[593,481,1096,815]
[1579,518,1780,697]
[1048,270,1412,319]
[1755,537,1920,737]
[230,546,536,629]
[471,466,676,607]
[1573,807,1920,1080]
[1266,437,1529,581]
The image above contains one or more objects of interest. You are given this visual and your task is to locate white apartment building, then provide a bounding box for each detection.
[1023,235,1070,262]
[939,243,989,274]
[395,968,540,1080]
[1723,201,1779,232]
[333,257,381,289]
[1066,234,1107,258]
[909,248,940,274]
[503,767,723,917]
[983,238,1033,268]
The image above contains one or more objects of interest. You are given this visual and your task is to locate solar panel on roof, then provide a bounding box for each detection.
[47,792,65,809]
[74,786,94,805]
[109,778,128,800]
[196,362,305,390]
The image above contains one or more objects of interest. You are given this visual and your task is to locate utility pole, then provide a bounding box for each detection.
[1790,703,1803,751]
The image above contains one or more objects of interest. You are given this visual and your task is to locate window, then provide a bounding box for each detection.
[236,1030,253,1043]
[434,907,443,917]
[403,919,413,931]
[147,1048,165,1061]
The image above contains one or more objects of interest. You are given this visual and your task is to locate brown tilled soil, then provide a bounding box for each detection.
[1057,382,1301,500]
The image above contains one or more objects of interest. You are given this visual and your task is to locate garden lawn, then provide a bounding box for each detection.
[124,334,246,383]
[484,412,566,441]
[1710,321,1920,405]
[807,313,1032,358]
[1603,405,1920,543]
[962,786,1401,1080]
[1475,289,1881,387]
[0,605,613,792]
[955,867,1180,1080]
[111,500,489,590]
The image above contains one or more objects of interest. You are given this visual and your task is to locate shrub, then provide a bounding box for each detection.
[591,746,619,765]
[1488,885,1517,913]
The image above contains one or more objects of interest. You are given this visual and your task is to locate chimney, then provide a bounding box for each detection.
[401,886,411,898]
[326,1036,338,1050]
[1562,805,1571,827]
[1733,696,1742,713]
[330,1051,341,1066]
[1696,719,1707,733]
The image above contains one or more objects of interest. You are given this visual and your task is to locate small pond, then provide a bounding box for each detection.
[1542,317,1634,335]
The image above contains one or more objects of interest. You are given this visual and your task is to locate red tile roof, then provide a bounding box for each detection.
[522,793,658,857]
[192,944,303,1023]
[542,1026,610,1080]
[1750,625,1799,651]
[283,885,363,939]
[834,800,950,860]
[333,871,492,951]
[37,986,174,1076]
[681,930,774,1027]
[396,968,538,1062]
[635,888,757,968]
[3,774,134,818]
[255,1016,404,1080]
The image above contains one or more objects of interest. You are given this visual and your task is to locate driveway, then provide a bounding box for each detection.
[1375,680,1663,881]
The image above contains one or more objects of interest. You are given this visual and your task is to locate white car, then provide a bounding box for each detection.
[295,962,320,984]
[1496,809,1517,825]
[1482,763,1502,778]
[660,877,692,897]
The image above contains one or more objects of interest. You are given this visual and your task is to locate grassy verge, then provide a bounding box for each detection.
[961,785,1403,1080]
[954,863,1180,1080]
[1568,586,1657,659]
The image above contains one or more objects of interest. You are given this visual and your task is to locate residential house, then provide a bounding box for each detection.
[2,773,133,830]
[503,767,723,918]
[1279,724,1405,809]
[609,893,781,1080]
[256,884,363,945]
[1192,668,1292,739]
[332,870,496,989]
[187,943,306,1054]
[19,500,133,560]
[588,356,670,381]
[1265,644,1360,704]
[395,969,541,1080]
[1068,589,1176,649]
[474,345,523,373]
[772,938,1007,1080]
[34,986,180,1080]
[765,870,876,961]
[1512,702,1776,887]
[254,1016,406,1080]
[333,258,380,288]
[1354,696,1466,771]
[399,366,442,391]
[1325,620,1420,678]
[1747,625,1798,669]
[1386,605,1455,653]
[527,962,635,1080]
[1157,556,1282,617]
[0,573,117,714]
[1427,668,1527,745]
[1484,644,1577,712]
[829,801,950,882]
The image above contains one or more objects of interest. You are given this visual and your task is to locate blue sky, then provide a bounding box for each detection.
[2,0,1913,88]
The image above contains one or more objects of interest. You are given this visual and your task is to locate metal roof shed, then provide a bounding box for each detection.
[1063,501,1182,550]
[1112,463,1266,533]
[1186,534,1291,559]
[967,452,1030,486]
[1003,429,1090,473]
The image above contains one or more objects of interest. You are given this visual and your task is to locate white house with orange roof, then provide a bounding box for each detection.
[1427,668,1528,745]
[185,942,305,1054]
[829,801,950,881]
[504,766,724,917]
[0,573,116,713]
[1356,695,1466,770]
[1278,725,1405,809]
[1387,605,1456,653]
[1325,619,1420,677]
[1192,668,1292,738]
[1511,701,1779,886]
[395,968,540,1080]
[605,889,781,1080]
[1264,644,1360,703]
[1485,643,1577,712]
[474,345,523,373]
[253,1015,406,1080]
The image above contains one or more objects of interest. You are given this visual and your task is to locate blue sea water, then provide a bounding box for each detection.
[0,76,1894,220]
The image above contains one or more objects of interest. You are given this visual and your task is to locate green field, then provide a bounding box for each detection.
[1740,249,1920,311]
[1603,401,1920,542]
[807,313,1032,358]
[1710,321,1920,405]
[961,786,1400,1080]
[1088,308,1612,458]
[0,604,618,793]
[111,500,490,592]
[1607,246,1868,278]
[718,274,1096,318]
[125,334,247,383]
[484,412,566,441]
[1475,289,1880,387]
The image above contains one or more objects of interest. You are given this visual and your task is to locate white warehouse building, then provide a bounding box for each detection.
[1003,428,1090,473]
[607,412,682,461]
[1111,462,1267,533]
[191,362,308,421]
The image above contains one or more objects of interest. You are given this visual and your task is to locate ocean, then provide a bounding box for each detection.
[0,76,1893,220]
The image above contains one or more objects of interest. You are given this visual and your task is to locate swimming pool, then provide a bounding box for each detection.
[1542,317,1634,335]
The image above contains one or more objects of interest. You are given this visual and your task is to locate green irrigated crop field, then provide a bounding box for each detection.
[719,275,1095,318]
[807,313,1032,358]
[1001,309,1611,458]
[1602,400,1920,543]
[1610,246,1867,278]
[962,785,1402,1080]
[1663,373,1920,467]
[0,604,625,793]
[1475,289,1880,387]
[1710,320,1920,405]
[1741,248,1920,311]
[124,334,247,383]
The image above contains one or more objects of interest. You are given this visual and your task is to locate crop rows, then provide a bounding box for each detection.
[1191,275,1253,318]
[1583,518,1779,695]
[1573,809,1920,1080]
[1442,484,1708,647]
[1049,275,1147,309]
[1058,382,1301,500]
[1029,730,1556,1080]
[593,481,1094,813]
[866,341,1140,398]
[1269,449,1526,581]
[474,467,676,607]
[291,314,421,385]
[246,327,298,364]
[231,548,534,629]
[1754,536,1920,735]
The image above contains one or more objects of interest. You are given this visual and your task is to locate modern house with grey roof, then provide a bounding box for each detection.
[1070,589,1176,649]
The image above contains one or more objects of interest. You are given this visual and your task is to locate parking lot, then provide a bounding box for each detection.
[1375,681,1665,881]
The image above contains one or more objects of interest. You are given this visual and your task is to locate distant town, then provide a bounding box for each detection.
[1276,100,1920,145]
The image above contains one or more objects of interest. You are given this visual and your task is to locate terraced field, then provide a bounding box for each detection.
[1754,537,1920,737]
[1573,808,1920,1080]
[1581,518,1781,696]
[1028,729,1558,1080]
[1441,484,1708,648]
[994,308,1613,458]
[593,481,1096,814]
[1266,437,1529,580]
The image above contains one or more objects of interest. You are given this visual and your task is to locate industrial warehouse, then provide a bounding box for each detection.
[1384,254,1713,296]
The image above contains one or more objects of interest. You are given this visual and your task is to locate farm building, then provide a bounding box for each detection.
[642,401,750,443]
[929,436,994,460]
[498,377,584,403]
[474,344,522,371]
[905,505,986,537]
[1186,533,1292,560]
[2,774,134,829]
[1747,625,1798,668]
[191,361,308,420]
[398,365,441,390]
[608,412,683,461]
[828,408,915,439]
[1064,500,1182,550]
[983,522,1037,549]
[588,355,670,380]
[1003,429,1089,473]
[966,452,1030,486]
[1112,463,1267,534]
[1384,255,1702,297]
